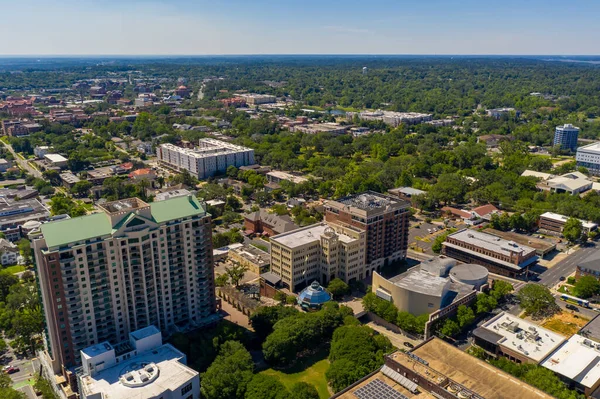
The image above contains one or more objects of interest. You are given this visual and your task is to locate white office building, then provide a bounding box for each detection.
[157,138,255,179]
[78,326,200,399]
[577,142,600,176]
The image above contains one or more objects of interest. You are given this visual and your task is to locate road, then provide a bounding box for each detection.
[554,296,598,319]
[539,243,597,288]
[0,141,43,179]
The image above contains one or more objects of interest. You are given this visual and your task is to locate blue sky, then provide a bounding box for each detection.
[1,0,598,55]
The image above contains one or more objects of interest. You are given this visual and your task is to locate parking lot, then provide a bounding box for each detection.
[408,221,453,254]
[1,345,39,399]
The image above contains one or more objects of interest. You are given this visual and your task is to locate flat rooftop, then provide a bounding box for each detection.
[130,325,160,341]
[331,191,409,213]
[271,223,356,248]
[334,371,435,399]
[390,269,449,297]
[445,229,537,270]
[578,142,600,154]
[541,212,597,230]
[485,228,556,254]
[580,315,600,342]
[0,198,50,226]
[478,312,565,362]
[79,344,197,399]
[541,334,600,389]
[402,338,554,399]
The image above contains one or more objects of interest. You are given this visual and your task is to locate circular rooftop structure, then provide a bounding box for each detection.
[22,220,42,231]
[297,281,331,310]
[119,362,160,388]
[449,264,489,289]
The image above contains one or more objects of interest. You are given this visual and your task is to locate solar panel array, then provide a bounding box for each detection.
[353,379,409,399]
[381,365,418,393]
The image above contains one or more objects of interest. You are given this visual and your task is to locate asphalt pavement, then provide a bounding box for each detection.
[539,243,598,288]
[0,142,43,179]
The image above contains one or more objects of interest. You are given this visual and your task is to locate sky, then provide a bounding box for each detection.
[1,0,599,55]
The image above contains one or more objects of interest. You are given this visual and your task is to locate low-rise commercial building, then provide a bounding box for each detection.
[290,123,347,135]
[229,244,270,274]
[486,107,520,118]
[266,170,309,185]
[0,197,51,241]
[270,222,366,291]
[441,229,537,278]
[538,212,597,235]
[539,171,593,195]
[157,139,255,179]
[346,110,433,126]
[78,326,199,399]
[334,338,554,399]
[44,153,68,168]
[541,334,600,397]
[243,209,298,236]
[60,172,81,189]
[473,312,565,364]
[577,250,600,279]
[238,93,276,105]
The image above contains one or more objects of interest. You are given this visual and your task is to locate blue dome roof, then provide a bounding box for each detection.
[297,281,331,306]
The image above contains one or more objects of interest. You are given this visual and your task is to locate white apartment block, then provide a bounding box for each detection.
[346,110,432,126]
[32,195,216,394]
[270,222,366,292]
[157,138,255,179]
[238,93,276,105]
[577,142,600,176]
[78,326,200,399]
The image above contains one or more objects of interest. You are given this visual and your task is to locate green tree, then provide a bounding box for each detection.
[327,278,350,300]
[517,284,559,317]
[439,319,460,337]
[563,217,583,243]
[0,271,19,302]
[225,263,248,287]
[70,180,93,197]
[244,374,289,399]
[456,305,475,329]
[289,382,320,399]
[574,276,600,299]
[215,274,229,287]
[250,306,300,342]
[17,239,32,265]
[490,280,514,301]
[475,294,498,314]
[201,341,254,399]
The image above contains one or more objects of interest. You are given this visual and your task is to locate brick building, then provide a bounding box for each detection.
[325,191,410,271]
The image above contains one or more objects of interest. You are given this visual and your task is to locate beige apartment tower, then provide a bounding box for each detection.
[270,222,366,291]
[32,195,216,388]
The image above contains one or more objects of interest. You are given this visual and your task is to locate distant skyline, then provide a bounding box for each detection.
[1,0,600,55]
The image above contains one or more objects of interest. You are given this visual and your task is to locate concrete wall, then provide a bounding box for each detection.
[372,271,444,315]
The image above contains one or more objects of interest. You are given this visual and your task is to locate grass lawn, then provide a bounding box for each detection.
[260,350,330,399]
[3,265,26,274]
[542,312,589,336]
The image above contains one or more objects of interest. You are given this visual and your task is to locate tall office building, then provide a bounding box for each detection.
[32,195,215,392]
[325,191,410,272]
[554,124,580,151]
[270,222,366,291]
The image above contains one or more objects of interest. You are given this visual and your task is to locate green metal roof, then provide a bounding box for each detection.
[41,212,112,249]
[149,195,205,223]
[41,195,206,249]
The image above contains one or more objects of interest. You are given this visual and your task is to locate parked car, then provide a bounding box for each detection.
[566,304,579,311]
[403,342,415,349]
[559,276,566,281]
[4,365,19,374]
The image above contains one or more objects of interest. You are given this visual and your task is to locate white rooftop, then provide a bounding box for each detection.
[577,142,600,154]
[540,212,598,230]
[79,344,197,399]
[521,170,555,180]
[267,170,309,184]
[447,229,537,259]
[130,325,160,341]
[154,189,192,202]
[482,313,565,363]
[44,153,68,163]
[271,223,355,248]
[541,334,600,389]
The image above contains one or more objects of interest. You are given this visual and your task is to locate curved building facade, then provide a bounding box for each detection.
[449,264,489,289]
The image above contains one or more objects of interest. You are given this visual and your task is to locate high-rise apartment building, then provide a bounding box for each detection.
[32,195,215,387]
[270,222,366,291]
[325,191,410,271]
[156,138,255,179]
[553,124,580,152]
